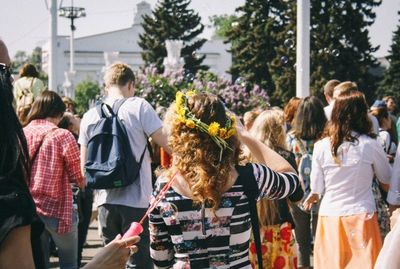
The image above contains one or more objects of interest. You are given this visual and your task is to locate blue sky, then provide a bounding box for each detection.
[1,0,399,58]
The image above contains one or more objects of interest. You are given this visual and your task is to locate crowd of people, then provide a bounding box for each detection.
[1,35,400,269]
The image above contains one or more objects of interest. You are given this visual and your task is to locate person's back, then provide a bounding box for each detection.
[79,62,169,269]
[14,76,45,98]
[80,96,160,207]
[23,90,83,269]
[304,89,392,269]
[313,135,390,215]
[149,91,299,268]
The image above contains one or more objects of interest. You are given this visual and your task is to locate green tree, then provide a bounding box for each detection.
[309,1,380,103]
[28,47,42,71]
[226,0,286,101]
[209,14,237,40]
[138,0,208,74]
[267,0,381,104]
[377,11,400,100]
[11,51,28,73]
[74,80,101,116]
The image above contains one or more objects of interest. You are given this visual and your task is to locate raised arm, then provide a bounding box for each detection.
[250,163,299,200]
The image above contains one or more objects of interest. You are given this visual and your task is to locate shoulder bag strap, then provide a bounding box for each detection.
[30,128,57,164]
[29,77,35,91]
[295,137,309,155]
[237,164,263,269]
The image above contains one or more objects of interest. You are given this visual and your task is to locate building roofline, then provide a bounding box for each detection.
[75,26,138,40]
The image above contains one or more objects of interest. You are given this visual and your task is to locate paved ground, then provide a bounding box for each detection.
[50,221,102,268]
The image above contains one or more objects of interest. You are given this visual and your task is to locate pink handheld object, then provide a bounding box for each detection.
[123,222,143,238]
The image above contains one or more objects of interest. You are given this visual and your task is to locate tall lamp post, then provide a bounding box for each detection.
[59,1,85,98]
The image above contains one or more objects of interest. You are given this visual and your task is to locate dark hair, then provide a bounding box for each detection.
[0,64,30,184]
[323,79,340,98]
[293,96,327,140]
[19,63,39,78]
[26,91,66,124]
[328,91,373,160]
[370,107,389,127]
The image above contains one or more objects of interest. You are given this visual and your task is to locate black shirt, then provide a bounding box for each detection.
[0,174,44,269]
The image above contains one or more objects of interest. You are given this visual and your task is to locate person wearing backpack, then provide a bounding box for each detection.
[287,96,327,269]
[78,62,169,269]
[14,63,45,125]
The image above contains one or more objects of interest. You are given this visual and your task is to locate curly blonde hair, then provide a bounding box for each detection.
[167,92,241,211]
[249,108,288,151]
[246,108,287,226]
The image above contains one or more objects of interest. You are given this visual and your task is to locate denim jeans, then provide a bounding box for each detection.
[40,210,79,269]
[98,204,151,269]
[290,203,318,267]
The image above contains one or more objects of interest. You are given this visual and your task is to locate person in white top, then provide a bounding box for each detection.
[79,62,170,269]
[331,81,380,134]
[304,88,392,269]
[322,79,340,120]
[370,100,397,162]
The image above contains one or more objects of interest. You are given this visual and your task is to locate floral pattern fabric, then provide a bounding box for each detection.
[249,222,297,269]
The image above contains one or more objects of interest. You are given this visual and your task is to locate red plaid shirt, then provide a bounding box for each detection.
[24,119,84,234]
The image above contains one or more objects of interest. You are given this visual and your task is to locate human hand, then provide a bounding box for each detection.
[232,114,247,140]
[302,193,319,211]
[83,234,140,269]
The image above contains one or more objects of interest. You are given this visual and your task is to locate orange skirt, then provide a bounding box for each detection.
[314,213,382,269]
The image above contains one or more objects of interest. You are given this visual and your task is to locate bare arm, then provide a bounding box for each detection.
[80,145,88,178]
[150,127,171,154]
[82,235,140,269]
[0,225,35,269]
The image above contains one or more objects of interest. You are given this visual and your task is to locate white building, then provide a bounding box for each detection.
[42,1,231,94]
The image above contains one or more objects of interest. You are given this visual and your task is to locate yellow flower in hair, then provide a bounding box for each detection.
[208,122,220,136]
[230,116,236,126]
[219,128,227,139]
[185,119,195,129]
[176,91,184,107]
[186,90,196,97]
[177,106,186,117]
[225,128,236,139]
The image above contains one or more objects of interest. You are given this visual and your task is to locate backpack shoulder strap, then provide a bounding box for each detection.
[236,164,263,269]
[112,98,147,164]
[112,98,128,114]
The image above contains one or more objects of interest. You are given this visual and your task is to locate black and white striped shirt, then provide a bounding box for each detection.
[149,163,299,269]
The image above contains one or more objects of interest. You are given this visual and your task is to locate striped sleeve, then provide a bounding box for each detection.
[251,163,299,200]
[149,180,175,268]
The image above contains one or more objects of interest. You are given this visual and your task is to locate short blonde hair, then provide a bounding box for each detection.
[333,81,358,98]
[103,62,135,88]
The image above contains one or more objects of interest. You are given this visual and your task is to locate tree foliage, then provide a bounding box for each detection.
[378,11,400,101]
[209,14,237,40]
[74,80,101,116]
[138,0,208,74]
[226,0,286,97]
[223,0,381,105]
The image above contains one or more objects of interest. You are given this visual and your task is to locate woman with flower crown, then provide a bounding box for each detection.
[149,91,300,269]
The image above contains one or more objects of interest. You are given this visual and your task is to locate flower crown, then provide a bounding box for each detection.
[175,90,236,160]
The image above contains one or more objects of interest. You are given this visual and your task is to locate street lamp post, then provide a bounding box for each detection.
[59,0,85,98]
